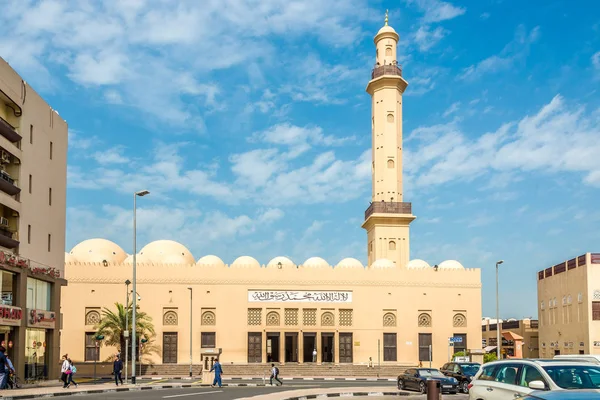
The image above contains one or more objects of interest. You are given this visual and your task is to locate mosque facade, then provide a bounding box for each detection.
[60,17,482,372]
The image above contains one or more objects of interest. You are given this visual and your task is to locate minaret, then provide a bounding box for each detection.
[362,11,416,268]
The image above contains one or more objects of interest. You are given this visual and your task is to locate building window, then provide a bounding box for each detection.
[385,47,392,56]
[85,332,98,361]
[27,278,51,310]
[389,241,396,250]
[48,188,52,206]
[387,159,394,168]
[163,311,178,326]
[247,308,261,325]
[85,310,101,325]
[47,234,51,252]
[27,225,31,244]
[383,333,397,361]
[0,271,15,305]
[419,333,432,361]
[418,313,432,327]
[266,311,280,326]
[49,141,53,160]
[453,333,467,354]
[201,332,216,348]
[30,125,33,144]
[201,311,216,325]
[284,308,298,326]
[592,302,600,321]
[339,309,353,326]
[29,174,32,193]
[387,113,394,123]
[383,312,396,327]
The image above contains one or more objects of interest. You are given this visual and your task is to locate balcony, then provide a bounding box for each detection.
[0,228,18,249]
[371,64,403,79]
[0,117,21,143]
[365,201,412,219]
[0,171,19,196]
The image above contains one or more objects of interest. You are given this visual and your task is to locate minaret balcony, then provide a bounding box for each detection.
[371,64,402,79]
[365,201,412,219]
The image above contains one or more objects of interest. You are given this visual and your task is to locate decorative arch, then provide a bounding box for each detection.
[201,311,216,326]
[389,240,396,250]
[85,310,101,326]
[385,47,392,56]
[383,312,396,327]
[387,113,394,123]
[321,311,334,326]
[418,313,432,327]
[163,310,178,326]
[387,159,395,168]
[453,313,466,327]
[266,311,280,326]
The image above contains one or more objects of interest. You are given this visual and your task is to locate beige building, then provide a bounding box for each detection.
[537,253,600,358]
[481,318,539,359]
[61,16,482,374]
[0,57,68,380]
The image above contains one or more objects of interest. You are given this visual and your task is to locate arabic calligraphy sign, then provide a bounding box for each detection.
[248,290,352,303]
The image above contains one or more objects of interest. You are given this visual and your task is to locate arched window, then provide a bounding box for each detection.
[387,159,395,168]
[163,311,178,326]
[385,47,392,56]
[389,241,396,250]
[201,311,216,325]
[387,113,394,123]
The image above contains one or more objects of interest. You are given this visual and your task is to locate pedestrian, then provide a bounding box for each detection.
[113,355,124,386]
[5,354,15,389]
[60,354,71,388]
[209,358,223,388]
[368,357,373,368]
[269,363,282,386]
[0,346,9,389]
[312,349,317,362]
[67,358,78,387]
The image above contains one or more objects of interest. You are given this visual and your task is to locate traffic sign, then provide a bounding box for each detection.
[449,337,463,343]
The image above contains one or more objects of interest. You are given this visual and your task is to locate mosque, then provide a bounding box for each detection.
[60,15,482,374]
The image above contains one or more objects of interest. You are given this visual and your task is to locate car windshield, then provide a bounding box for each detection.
[420,369,445,377]
[461,365,480,375]
[543,365,600,389]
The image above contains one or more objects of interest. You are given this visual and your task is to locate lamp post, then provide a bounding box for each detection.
[188,287,193,377]
[132,189,150,385]
[496,260,504,360]
[125,279,131,384]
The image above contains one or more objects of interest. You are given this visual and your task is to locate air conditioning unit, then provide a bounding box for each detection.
[13,158,20,165]
[0,217,9,227]
[0,151,10,164]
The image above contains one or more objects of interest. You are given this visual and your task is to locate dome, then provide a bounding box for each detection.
[336,258,364,268]
[197,255,225,268]
[137,240,195,264]
[406,259,431,269]
[69,238,128,263]
[302,257,329,268]
[377,25,397,36]
[267,256,295,268]
[371,258,396,269]
[123,255,133,264]
[438,260,465,270]
[231,256,261,269]
[64,252,75,263]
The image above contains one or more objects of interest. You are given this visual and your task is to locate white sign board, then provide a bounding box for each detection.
[248,290,352,303]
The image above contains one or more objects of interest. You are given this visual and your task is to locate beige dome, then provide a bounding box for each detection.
[69,238,127,263]
[197,255,225,268]
[302,257,329,268]
[371,258,396,269]
[438,260,465,270]
[231,256,260,269]
[267,256,295,268]
[407,259,431,269]
[137,240,195,264]
[377,25,397,36]
[123,255,133,264]
[64,252,75,263]
[336,258,364,268]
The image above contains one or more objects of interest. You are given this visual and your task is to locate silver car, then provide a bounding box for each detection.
[469,359,600,399]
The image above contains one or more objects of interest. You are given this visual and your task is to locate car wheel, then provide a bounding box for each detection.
[461,380,469,393]
[398,379,404,390]
[419,382,426,394]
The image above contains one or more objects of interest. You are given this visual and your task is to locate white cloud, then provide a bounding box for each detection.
[480,12,491,20]
[442,102,461,118]
[413,25,448,52]
[406,0,466,23]
[91,146,130,165]
[592,51,600,73]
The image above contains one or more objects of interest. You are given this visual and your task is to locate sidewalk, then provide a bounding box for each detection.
[236,386,411,399]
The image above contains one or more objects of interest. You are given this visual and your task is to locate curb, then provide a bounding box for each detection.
[283,392,411,399]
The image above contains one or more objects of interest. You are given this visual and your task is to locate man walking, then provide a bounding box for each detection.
[269,363,282,386]
[209,358,223,388]
[0,346,9,389]
[113,355,124,386]
[312,349,317,362]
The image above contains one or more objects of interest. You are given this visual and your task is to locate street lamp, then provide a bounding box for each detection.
[496,260,504,360]
[132,189,150,385]
[188,287,193,377]
[125,279,131,384]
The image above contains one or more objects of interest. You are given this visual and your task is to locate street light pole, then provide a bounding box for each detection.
[131,190,149,385]
[188,287,193,377]
[496,260,504,360]
[125,279,131,384]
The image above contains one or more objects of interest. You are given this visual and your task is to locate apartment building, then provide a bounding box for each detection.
[481,318,539,358]
[0,57,67,380]
[537,253,600,358]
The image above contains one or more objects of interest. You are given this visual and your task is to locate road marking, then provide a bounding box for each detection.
[163,390,222,398]
[145,378,169,385]
[191,379,204,385]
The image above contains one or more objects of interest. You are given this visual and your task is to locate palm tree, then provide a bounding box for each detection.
[95,302,156,362]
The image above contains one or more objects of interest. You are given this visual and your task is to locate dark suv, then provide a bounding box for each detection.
[440,362,481,393]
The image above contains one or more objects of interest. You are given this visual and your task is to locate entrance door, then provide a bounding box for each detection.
[321,333,334,363]
[247,332,262,363]
[339,333,353,363]
[163,333,178,364]
[418,333,432,362]
[303,333,316,362]
[285,332,298,362]
[267,333,280,362]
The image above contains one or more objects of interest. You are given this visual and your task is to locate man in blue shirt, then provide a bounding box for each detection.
[209,358,223,388]
[0,346,9,389]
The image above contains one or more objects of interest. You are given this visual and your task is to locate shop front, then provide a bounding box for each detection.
[0,304,22,360]
[25,285,56,380]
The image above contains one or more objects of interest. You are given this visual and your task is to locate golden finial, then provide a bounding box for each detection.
[384,9,389,26]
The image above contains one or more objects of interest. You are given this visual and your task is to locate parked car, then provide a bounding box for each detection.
[440,362,481,393]
[516,390,600,399]
[468,359,600,400]
[398,368,459,394]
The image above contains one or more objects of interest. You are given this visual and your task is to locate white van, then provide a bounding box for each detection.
[553,354,600,364]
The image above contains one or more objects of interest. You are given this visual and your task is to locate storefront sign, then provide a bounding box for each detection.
[0,305,22,327]
[0,251,61,278]
[248,290,352,303]
[27,309,56,329]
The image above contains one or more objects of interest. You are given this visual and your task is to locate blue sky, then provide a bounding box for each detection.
[1,0,599,319]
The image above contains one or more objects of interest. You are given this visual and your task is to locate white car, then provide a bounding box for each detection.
[468,359,600,400]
